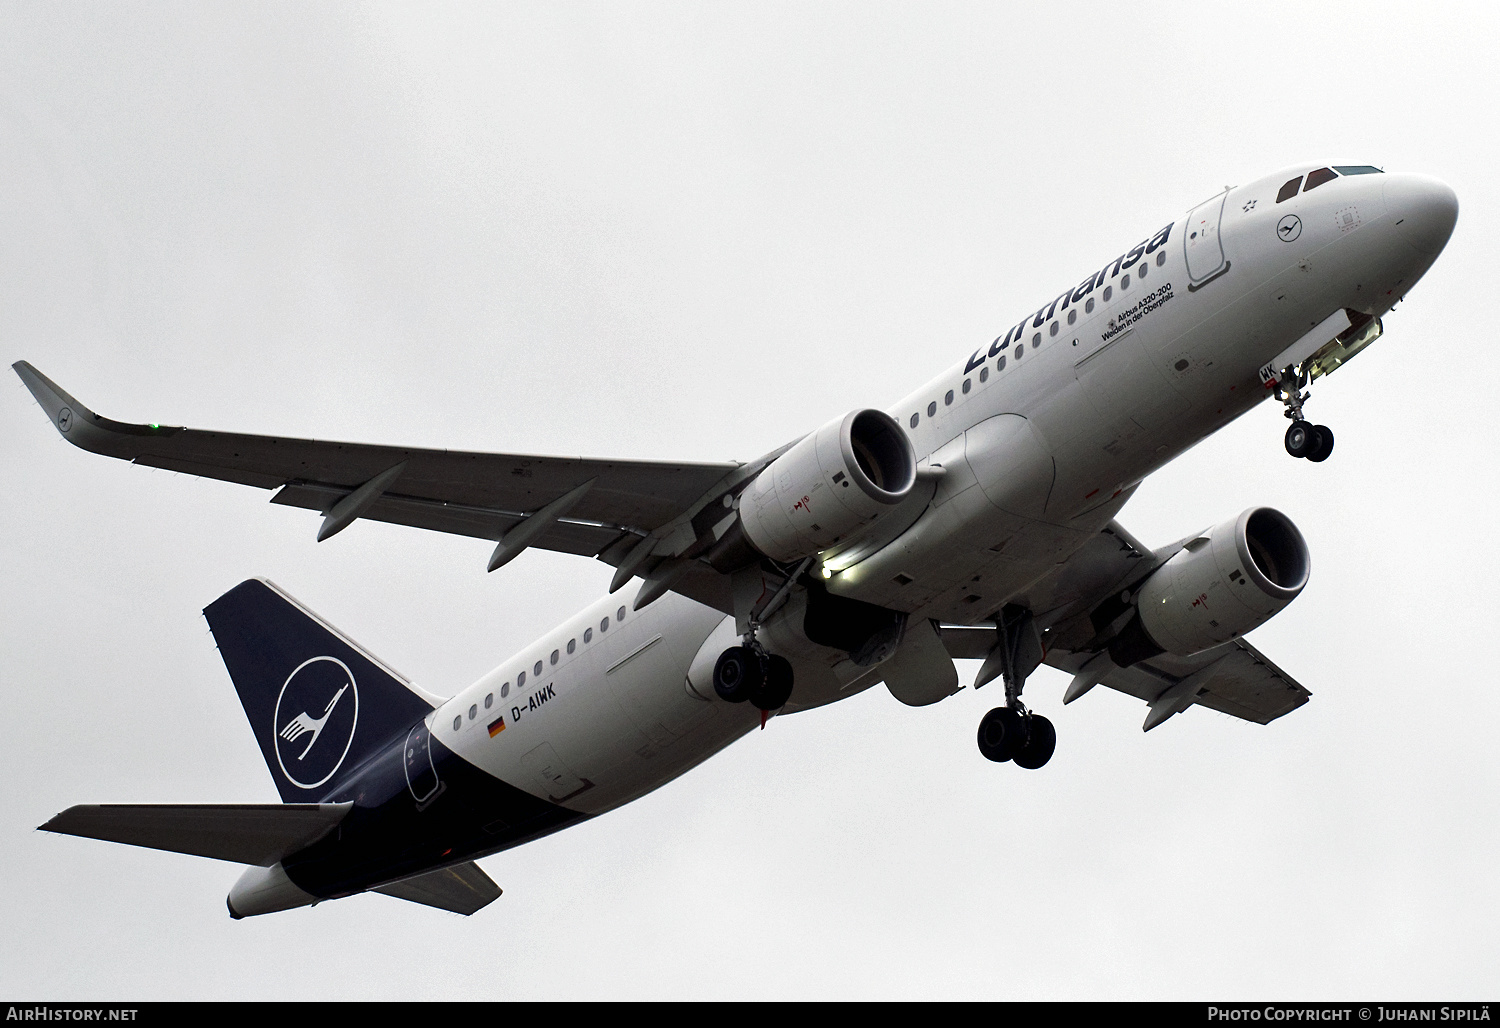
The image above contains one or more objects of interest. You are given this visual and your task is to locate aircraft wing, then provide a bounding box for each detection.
[14,362,755,609]
[1044,639,1310,730]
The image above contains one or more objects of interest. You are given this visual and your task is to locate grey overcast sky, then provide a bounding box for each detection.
[3,1,1498,1001]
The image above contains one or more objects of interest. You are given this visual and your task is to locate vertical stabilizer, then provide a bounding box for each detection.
[204,579,435,803]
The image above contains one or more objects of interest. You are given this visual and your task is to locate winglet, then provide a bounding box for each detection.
[12,360,182,457]
[13,360,95,433]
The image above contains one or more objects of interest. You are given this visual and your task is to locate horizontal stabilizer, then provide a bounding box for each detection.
[374,861,502,915]
[40,803,352,866]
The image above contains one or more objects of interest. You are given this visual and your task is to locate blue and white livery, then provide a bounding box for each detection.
[18,163,1458,917]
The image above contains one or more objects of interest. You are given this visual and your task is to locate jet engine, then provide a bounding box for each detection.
[1110,507,1310,664]
[738,409,917,563]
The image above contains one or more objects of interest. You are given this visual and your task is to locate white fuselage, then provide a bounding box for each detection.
[432,165,1453,823]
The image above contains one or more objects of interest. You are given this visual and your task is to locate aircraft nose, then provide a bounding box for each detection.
[1383,173,1458,255]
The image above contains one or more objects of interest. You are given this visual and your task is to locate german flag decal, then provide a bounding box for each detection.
[487,715,506,737]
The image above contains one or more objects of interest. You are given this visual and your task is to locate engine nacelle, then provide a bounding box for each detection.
[739,409,917,562]
[1130,507,1310,658]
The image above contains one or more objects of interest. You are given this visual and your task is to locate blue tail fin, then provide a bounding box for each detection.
[204,579,435,803]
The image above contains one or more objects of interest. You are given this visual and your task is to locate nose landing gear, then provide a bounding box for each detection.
[1275,369,1335,462]
[1284,420,1334,462]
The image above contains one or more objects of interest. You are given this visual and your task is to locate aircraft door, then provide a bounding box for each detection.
[403,718,442,806]
[1183,191,1229,287]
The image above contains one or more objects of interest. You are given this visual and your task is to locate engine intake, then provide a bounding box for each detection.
[1113,507,1310,663]
[739,409,916,562]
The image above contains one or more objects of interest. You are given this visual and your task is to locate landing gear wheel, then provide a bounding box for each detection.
[1012,714,1056,770]
[1305,425,1335,463]
[1285,420,1315,458]
[712,646,762,703]
[749,654,794,711]
[977,706,1028,763]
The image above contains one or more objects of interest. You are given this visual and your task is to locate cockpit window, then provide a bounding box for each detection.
[1333,165,1382,175]
[1276,177,1303,203]
[1303,167,1338,191]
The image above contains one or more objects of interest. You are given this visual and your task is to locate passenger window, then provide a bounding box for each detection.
[584,628,593,643]
[453,716,461,731]
[1155,251,1165,266]
[567,639,576,654]
[518,671,526,686]
[468,704,477,720]
[1048,322,1058,337]
[994,356,1006,371]
[979,367,989,383]
[944,390,953,406]
[1085,297,1095,313]
[550,650,559,665]
[1276,176,1303,203]
[533,660,543,676]
[1032,332,1040,345]
[1303,167,1338,191]
[1138,263,1147,279]
[617,606,626,622]
[926,401,937,417]
[1016,344,1024,358]
[484,694,493,709]
[600,618,608,633]
[501,682,510,698]
[1121,275,1130,290]
[962,379,971,394]
[910,413,919,428]
[1103,286,1112,301]
[1067,310,1076,325]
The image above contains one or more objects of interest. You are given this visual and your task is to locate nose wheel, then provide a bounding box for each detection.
[1284,420,1335,462]
[1274,368,1335,462]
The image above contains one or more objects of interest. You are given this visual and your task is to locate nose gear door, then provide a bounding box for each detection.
[1184,190,1229,288]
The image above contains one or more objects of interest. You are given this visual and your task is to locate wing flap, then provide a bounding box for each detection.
[270,481,628,556]
[374,862,501,915]
[135,454,293,488]
[40,803,352,866]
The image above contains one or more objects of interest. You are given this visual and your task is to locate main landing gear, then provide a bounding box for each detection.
[977,707,1056,769]
[712,642,794,712]
[973,605,1057,769]
[1274,368,1335,462]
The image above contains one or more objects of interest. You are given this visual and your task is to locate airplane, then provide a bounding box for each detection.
[16,162,1458,919]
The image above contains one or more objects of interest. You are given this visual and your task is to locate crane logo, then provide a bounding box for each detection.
[272,656,360,790]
